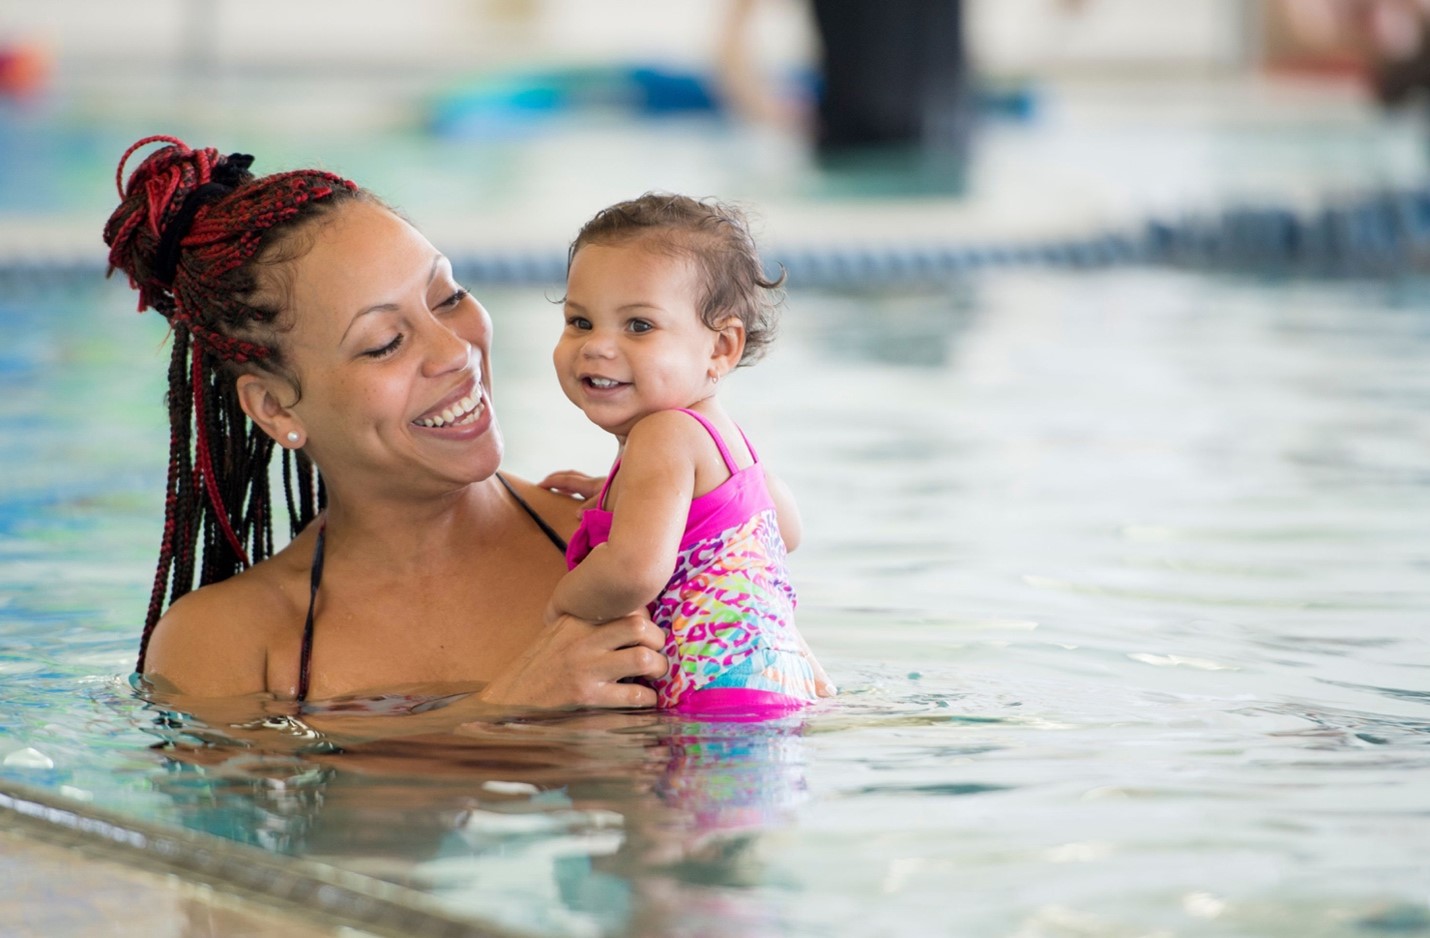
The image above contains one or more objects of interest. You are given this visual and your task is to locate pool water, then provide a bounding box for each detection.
[2,258,1428,935]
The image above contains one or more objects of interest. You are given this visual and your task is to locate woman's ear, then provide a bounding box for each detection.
[709,317,747,381]
[236,374,306,449]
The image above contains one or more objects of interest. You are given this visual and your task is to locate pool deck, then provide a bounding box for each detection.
[0,782,524,938]
[0,828,354,938]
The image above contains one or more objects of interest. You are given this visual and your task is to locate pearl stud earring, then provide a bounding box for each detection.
[286,431,301,443]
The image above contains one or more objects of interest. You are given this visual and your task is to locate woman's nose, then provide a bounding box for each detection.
[421,317,473,376]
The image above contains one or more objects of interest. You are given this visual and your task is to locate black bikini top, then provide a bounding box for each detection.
[296,473,568,702]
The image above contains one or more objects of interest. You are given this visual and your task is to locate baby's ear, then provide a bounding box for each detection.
[711,316,747,372]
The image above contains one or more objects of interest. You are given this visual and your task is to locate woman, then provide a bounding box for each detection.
[104,135,679,712]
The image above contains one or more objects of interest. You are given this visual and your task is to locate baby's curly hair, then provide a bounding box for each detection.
[568,192,784,364]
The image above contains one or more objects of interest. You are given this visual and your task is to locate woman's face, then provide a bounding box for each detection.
[271,200,500,498]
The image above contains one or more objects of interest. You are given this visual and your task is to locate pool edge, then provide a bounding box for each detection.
[0,779,534,938]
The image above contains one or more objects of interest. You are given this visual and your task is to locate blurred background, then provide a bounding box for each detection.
[3,0,1428,271]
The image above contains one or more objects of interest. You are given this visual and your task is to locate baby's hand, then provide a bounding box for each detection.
[798,630,838,697]
[539,469,606,501]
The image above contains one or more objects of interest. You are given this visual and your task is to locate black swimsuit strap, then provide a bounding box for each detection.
[495,472,569,554]
[298,522,325,703]
[295,474,567,702]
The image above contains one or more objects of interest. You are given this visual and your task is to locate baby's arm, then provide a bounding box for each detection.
[763,467,803,551]
[547,413,699,623]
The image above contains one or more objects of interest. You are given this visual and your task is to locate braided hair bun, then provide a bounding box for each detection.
[104,135,359,363]
[104,137,252,314]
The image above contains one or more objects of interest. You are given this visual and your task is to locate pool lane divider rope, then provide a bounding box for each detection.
[0,779,535,938]
[5,186,1430,290]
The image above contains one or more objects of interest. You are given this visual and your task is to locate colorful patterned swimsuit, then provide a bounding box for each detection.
[566,409,818,716]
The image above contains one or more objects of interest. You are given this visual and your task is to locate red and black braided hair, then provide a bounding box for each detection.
[103,135,364,672]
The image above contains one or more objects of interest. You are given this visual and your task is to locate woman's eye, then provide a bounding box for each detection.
[628,319,653,334]
[438,288,469,310]
[363,334,404,358]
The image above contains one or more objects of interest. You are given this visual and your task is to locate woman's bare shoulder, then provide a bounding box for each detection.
[142,535,314,696]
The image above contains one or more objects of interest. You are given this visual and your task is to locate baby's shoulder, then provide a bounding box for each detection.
[628,408,714,446]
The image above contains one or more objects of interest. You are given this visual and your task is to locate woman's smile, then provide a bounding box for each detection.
[413,389,485,428]
[413,361,488,431]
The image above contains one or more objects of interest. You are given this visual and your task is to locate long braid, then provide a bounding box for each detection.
[143,329,190,634]
[280,446,325,541]
[104,135,361,672]
[281,447,299,539]
[167,329,200,614]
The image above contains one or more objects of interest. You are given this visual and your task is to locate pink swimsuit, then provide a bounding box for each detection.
[566,409,817,717]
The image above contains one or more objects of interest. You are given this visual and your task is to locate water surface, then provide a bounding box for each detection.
[2,268,1428,937]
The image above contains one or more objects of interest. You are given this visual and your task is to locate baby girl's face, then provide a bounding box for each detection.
[555,240,722,440]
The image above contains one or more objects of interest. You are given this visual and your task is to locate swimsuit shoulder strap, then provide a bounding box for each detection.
[674,408,756,473]
[295,476,567,704]
[298,521,325,703]
[496,472,570,554]
[593,459,621,510]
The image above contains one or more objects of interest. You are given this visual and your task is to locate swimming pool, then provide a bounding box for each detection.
[3,255,1428,935]
[4,80,1430,935]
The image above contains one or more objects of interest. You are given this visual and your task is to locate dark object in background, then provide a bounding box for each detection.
[810,0,972,159]
[1373,17,1430,107]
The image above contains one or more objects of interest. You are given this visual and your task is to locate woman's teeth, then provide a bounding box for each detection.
[414,391,485,428]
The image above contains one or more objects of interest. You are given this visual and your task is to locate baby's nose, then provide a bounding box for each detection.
[582,334,616,357]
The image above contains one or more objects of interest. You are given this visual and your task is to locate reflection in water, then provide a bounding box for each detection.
[140,695,811,936]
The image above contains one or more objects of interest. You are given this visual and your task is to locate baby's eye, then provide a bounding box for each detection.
[628,319,653,334]
[566,316,592,330]
[362,334,404,359]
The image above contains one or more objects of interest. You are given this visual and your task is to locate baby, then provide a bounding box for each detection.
[543,193,821,716]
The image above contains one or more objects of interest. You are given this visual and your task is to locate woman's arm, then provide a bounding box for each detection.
[145,609,671,753]
[299,612,669,741]
[547,413,698,622]
[476,610,668,708]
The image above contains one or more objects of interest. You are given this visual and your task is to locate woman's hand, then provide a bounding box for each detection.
[478,611,668,709]
[538,469,606,501]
